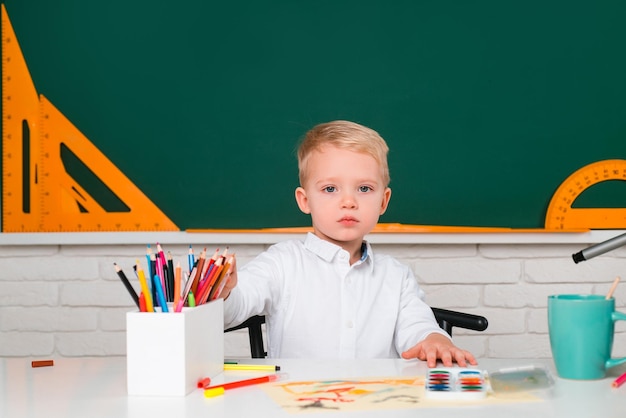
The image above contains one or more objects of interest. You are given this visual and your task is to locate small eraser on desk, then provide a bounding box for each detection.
[425,368,487,400]
[31,360,54,368]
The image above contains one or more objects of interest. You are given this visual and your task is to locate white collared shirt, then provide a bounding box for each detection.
[224,233,448,359]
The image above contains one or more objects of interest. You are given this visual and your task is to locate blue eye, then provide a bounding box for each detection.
[359,186,372,192]
[324,186,336,193]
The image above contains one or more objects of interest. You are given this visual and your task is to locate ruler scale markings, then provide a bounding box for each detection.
[545,159,626,230]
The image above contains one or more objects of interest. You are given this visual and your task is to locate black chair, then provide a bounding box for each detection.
[225,308,488,359]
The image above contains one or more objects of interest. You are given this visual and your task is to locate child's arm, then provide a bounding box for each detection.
[400,333,477,367]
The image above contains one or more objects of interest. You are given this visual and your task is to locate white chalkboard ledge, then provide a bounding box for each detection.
[0,229,623,246]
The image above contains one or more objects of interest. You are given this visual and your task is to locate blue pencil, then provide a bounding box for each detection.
[153,274,169,312]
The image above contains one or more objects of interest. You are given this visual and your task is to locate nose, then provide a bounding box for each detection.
[340,192,357,209]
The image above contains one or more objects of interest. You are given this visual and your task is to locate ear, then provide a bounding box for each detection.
[295,187,311,214]
[379,187,392,215]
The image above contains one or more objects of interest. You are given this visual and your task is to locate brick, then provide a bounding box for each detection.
[376,244,478,259]
[100,308,134,331]
[0,245,59,257]
[0,257,99,281]
[479,244,579,259]
[527,308,549,333]
[484,283,594,308]
[488,334,552,358]
[526,258,626,283]
[61,282,139,307]
[0,307,97,331]
[56,331,126,356]
[422,285,481,308]
[0,332,54,356]
[412,259,521,284]
[0,282,59,306]
[473,308,525,334]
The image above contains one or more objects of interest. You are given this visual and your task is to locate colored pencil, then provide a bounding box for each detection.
[166,251,175,301]
[173,261,182,308]
[139,292,147,312]
[613,371,626,388]
[113,263,140,308]
[210,255,235,301]
[175,265,198,312]
[606,276,620,300]
[191,249,206,296]
[135,260,154,312]
[153,274,169,312]
[188,245,195,273]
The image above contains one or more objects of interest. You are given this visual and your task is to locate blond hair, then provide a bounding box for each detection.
[297,120,390,187]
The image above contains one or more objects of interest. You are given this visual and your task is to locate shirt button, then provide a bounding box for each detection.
[347,320,354,328]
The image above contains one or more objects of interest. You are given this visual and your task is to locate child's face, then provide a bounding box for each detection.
[295,144,391,248]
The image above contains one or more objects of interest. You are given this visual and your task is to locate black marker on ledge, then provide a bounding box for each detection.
[572,232,626,263]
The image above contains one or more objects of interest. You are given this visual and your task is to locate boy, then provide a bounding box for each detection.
[220,120,476,367]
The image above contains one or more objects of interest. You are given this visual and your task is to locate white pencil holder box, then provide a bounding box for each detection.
[126,299,224,396]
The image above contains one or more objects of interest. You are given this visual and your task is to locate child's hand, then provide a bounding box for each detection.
[401,333,477,368]
[217,256,238,300]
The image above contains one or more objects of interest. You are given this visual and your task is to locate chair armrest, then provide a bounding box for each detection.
[225,315,266,358]
[432,307,488,336]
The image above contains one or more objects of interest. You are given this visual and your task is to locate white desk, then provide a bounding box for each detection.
[1,357,624,418]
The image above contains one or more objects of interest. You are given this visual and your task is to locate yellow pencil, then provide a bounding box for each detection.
[135,260,154,312]
[223,363,280,372]
[173,261,182,308]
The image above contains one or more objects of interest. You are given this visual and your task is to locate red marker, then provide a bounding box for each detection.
[197,377,211,388]
[204,373,284,392]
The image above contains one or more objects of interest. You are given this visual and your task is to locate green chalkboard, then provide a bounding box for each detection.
[3,0,626,229]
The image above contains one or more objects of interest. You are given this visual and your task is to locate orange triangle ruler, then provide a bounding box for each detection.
[1,5,178,232]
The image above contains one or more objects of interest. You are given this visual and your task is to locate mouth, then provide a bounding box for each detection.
[339,217,358,225]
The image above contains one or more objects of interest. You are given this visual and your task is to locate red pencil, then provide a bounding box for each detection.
[612,371,626,388]
[139,292,147,312]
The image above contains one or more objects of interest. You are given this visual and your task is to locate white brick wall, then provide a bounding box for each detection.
[1,238,625,361]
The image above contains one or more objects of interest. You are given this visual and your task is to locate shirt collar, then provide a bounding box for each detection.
[304,233,373,266]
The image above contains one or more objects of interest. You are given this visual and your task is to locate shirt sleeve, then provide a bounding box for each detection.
[223,247,282,329]
[393,266,450,354]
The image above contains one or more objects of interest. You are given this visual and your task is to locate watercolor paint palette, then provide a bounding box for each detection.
[425,368,487,400]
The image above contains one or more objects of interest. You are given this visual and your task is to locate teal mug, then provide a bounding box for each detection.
[548,294,626,380]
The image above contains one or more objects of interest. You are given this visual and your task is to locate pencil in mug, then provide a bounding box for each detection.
[191,248,207,296]
[175,264,198,312]
[156,243,167,269]
[195,250,220,302]
[197,257,224,304]
[166,251,175,302]
[188,245,195,273]
[153,274,169,312]
[139,292,147,312]
[145,244,153,283]
[113,263,140,308]
[200,248,220,282]
[173,261,182,308]
[149,252,158,307]
[135,260,154,312]
[154,252,166,304]
[209,255,235,301]
[156,243,169,300]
